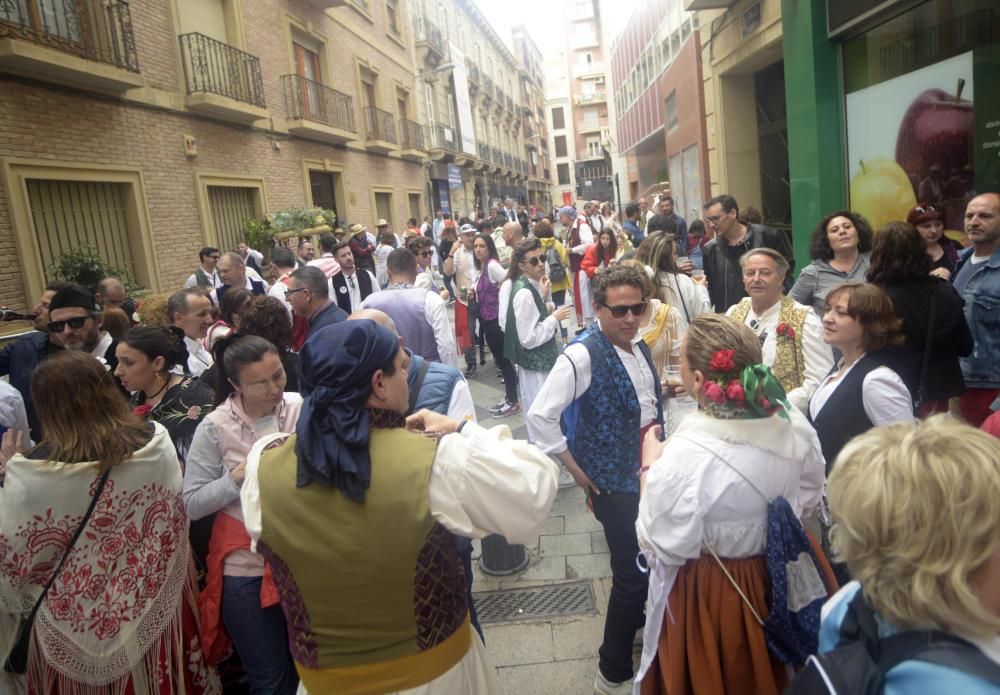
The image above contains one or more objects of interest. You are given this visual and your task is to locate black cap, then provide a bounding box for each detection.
[48,283,98,313]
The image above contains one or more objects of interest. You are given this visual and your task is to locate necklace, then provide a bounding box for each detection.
[144,374,174,408]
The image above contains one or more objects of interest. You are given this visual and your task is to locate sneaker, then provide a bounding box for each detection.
[464,365,477,378]
[496,401,520,417]
[593,668,632,695]
[489,399,507,414]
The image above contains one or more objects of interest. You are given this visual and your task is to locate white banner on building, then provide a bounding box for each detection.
[450,43,478,157]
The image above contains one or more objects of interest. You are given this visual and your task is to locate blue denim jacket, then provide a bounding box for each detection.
[954,246,1000,388]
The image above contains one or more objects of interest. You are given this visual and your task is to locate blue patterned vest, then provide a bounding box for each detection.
[561,327,663,494]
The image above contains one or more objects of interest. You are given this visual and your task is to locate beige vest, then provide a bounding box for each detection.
[730,297,809,394]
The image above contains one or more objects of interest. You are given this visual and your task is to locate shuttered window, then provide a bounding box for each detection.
[26,179,134,279]
[207,185,255,252]
[408,193,422,222]
[374,192,393,228]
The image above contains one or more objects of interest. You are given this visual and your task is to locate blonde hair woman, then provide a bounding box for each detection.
[816,416,1000,691]
[620,259,682,376]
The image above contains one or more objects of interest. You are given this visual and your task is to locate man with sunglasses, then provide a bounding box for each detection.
[184,247,223,289]
[331,241,378,313]
[0,281,70,441]
[528,264,663,694]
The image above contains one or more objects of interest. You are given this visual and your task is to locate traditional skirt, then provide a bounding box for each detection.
[639,533,837,695]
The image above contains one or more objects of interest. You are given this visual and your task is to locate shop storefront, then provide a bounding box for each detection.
[782,0,999,266]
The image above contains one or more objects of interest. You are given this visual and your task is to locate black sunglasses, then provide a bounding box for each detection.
[48,315,90,333]
[602,302,647,318]
[523,256,544,266]
[418,251,433,257]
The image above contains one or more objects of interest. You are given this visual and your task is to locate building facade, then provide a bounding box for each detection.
[610,0,707,221]
[544,48,576,207]
[688,0,998,268]
[410,0,546,218]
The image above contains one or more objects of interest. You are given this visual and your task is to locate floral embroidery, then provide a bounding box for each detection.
[0,478,188,643]
[133,404,154,418]
[185,405,202,420]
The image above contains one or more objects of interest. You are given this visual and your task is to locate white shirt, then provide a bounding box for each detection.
[527,331,658,455]
[634,409,826,684]
[90,331,113,366]
[809,357,915,426]
[569,218,594,255]
[244,248,264,266]
[656,271,712,333]
[209,274,270,305]
[360,287,458,368]
[0,381,31,446]
[184,267,222,289]
[498,279,513,332]
[510,278,558,353]
[184,335,213,378]
[414,266,439,292]
[267,272,295,318]
[726,297,834,412]
[339,269,379,312]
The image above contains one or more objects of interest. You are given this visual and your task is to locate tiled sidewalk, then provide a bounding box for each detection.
[466,366,640,693]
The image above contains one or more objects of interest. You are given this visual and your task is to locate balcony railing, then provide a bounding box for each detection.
[414,15,444,55]
[1,0,140,72]
[282,74,355,132]
[477,142,490,161]
[363,106,397,143]
[575,91,608,105]
[400,118,425,150]
[428,122,458,150]
[466,59,480,84]
[180,32,264,107]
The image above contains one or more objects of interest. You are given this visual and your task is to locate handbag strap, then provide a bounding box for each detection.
[672,273,691,323]
[22,468,111,626]
[916,286,938,411]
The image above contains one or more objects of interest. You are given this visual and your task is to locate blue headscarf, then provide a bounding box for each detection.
[295,320,400,501]
[558,205,577,219]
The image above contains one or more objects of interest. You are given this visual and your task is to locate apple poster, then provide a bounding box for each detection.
[846,52,974,237]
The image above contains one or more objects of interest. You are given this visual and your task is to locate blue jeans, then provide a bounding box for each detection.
[222,575,299,694]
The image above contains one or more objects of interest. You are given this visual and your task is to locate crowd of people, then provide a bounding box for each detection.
[0,190,998,695]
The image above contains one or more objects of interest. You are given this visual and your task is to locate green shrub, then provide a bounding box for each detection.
[49,245,139,294]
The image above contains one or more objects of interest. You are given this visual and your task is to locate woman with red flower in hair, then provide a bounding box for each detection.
[634,314,838,695]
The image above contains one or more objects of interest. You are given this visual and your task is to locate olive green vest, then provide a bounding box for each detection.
[257,427,468,675]
[504,276,558,372]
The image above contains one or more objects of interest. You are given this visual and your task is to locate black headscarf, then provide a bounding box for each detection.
[295,320,400,501]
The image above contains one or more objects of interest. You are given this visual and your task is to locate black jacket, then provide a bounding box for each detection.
[702,223,795,312]
[873,279,973,404]
[0,331,55,441]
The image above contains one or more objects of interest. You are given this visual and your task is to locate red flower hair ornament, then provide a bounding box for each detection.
[700,349,790,420]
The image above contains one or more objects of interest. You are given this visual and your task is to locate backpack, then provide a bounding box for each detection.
[546,246,567,284]
[676,436,828,665]
[786,588,1000,694]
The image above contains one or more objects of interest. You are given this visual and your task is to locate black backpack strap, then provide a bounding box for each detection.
[878,630,1000,686]
[408,358,431,414]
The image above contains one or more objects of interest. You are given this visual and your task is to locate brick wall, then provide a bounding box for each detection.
[0,0,429,313]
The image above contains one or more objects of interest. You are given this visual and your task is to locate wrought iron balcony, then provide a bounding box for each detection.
[400,118,425,151]
[477,142,490,160]
[180,32,265,109]
[428,122,458,151]
[0,0,142,91]
[466,60,480,84]
[282,74,355,143]
[414,15,444,60]
[363,106,397,148]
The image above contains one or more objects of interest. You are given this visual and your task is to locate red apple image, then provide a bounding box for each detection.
[895,79,974,195]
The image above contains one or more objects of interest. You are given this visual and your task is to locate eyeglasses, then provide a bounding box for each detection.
[284,288,308,300]
[523,256,544,266]
[418,251,433,257]
[48,315,90,333]
[704,215,724,226]
[602,302,647,318]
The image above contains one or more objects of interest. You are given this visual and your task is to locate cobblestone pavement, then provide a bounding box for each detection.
[464,346,642,693]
